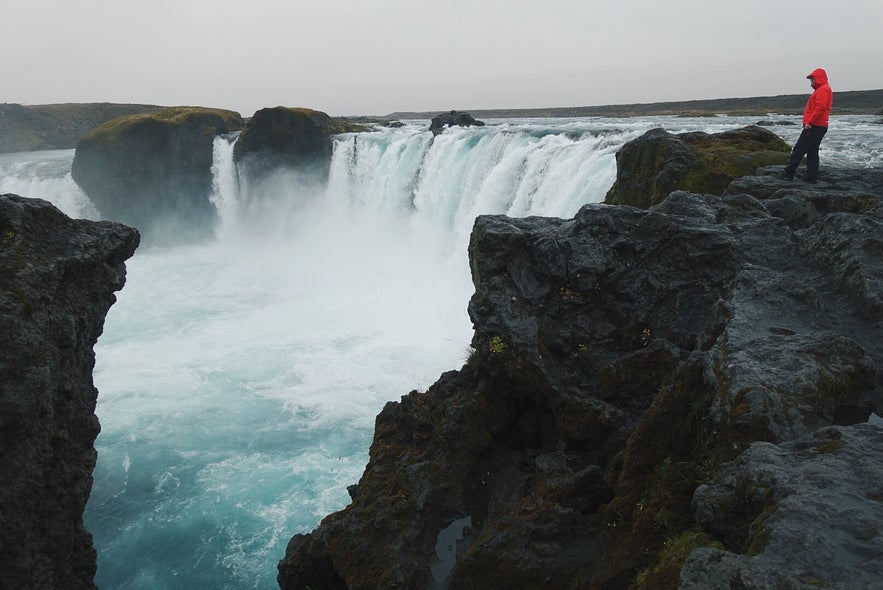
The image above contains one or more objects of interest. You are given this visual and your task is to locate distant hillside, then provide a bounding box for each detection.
[385,88,883,120]
[0,103,164,153]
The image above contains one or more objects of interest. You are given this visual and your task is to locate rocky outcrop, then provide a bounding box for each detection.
[0,194,138,590]
[755,119,797,126]
[278,139,883,589]
[233,107,365,189]
[681,424,883,590]
[71,107,243,242]
[429,110,486,136]
[0,103,163,154]
[604,126,790,208]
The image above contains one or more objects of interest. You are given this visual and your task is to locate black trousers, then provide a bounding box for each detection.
[785,126,828,179]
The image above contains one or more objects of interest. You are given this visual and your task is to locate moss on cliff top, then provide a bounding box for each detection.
[81,107,243,147]
[606,126,792,207]
[250,106,367,134]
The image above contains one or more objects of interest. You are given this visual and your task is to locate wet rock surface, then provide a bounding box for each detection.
[0,194,138,590]
[278,128,882,589]
[429,110,486,136]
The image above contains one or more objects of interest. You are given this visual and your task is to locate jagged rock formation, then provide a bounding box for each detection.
[604,126,790,208]
[429,110,486,136]
[277,127,882,589]
[0,102,163,154]
[71,107,243,242]
[233,106,365,189]
[0,194,139,590]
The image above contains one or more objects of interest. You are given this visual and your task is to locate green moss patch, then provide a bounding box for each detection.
[634,531,724,589]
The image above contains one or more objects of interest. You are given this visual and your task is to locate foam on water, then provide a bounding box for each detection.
[88,200,476,589]
[2,115,881,589]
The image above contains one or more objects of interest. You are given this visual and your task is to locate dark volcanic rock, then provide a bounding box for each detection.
[604,125,790,208]
[681,424,883,590]
[754,119,796,126]
[0,194,138,590]
[232,107,365,191]
[429,110,486,136]
[71,107,243,242]
[278,163,883,589]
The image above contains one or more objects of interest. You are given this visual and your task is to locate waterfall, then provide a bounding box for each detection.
[206,121,624,259]
[324,122,622,251]
[0,150,98,219]
[208,132,241,239]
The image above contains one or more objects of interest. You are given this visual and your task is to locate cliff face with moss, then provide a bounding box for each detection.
[278,128,883,589]
[0,194,138,590]
[71,107,243,242]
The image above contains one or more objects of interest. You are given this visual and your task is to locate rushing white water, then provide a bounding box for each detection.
[2,115,881,590]
[327,123,623,255]
[0,149,99,218]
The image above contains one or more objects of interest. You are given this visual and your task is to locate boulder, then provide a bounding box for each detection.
[604,125,790,208]
[232,106,365,189]
[754,120,797,126]
[71,107,243,242]
[278,165,883,589]
[0,194,138,590]
[429,110,486,136]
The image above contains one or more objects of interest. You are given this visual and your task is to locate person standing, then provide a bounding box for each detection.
[783,68,833,182]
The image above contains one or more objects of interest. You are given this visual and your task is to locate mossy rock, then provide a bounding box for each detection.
[605,126,790,208]
[232,107,366,185]
[233,106,365,162]
[81,106,242,147]
[71,107,244,241]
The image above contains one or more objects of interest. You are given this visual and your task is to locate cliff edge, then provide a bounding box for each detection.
[0,194,139,589]
[277,129,883,589]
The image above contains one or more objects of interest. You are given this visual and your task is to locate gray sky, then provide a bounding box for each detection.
[3,0,881,117]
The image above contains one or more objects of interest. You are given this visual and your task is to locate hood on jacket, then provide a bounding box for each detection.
[807,68,829,88]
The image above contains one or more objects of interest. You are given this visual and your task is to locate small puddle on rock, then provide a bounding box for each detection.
[430,516,471,586]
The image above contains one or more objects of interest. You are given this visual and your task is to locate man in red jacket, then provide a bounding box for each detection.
[783,68,833,182]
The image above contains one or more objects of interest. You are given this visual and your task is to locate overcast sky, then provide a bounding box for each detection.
[3,0,881,117]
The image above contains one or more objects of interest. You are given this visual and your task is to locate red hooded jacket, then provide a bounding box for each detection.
[803,68,833,127]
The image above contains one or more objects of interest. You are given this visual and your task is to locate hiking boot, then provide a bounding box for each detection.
[781,170,795,180]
